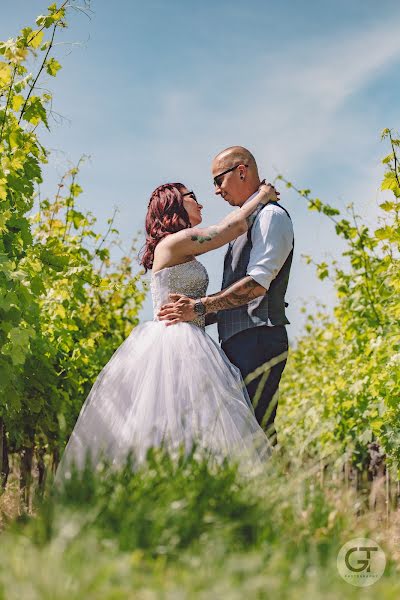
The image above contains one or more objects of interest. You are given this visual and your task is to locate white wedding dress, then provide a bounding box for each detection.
[56,259,272,480]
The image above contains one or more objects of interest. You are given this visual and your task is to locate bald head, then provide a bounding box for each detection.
[212,146,261,206]
[214,146,258,173]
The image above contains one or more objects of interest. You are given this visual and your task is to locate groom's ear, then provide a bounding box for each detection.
[238,165,247,180]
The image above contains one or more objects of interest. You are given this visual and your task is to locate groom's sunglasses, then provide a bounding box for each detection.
[213,163,248,188]
[182,190,199,204]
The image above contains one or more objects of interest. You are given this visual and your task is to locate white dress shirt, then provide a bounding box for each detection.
[244,191,294,291]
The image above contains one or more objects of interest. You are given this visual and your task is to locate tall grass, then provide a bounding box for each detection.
[1,446,399,598]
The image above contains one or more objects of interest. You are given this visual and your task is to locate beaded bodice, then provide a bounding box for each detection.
[151,260,209,329]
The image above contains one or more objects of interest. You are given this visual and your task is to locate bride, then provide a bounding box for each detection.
[56,181,278,480]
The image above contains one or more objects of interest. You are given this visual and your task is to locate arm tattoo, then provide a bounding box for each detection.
[204,276,266,313]
[190,227,220,244]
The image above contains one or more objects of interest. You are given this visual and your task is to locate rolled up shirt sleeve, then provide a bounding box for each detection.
[246,206,294,291]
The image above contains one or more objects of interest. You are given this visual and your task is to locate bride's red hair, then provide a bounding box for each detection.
[140,183,191,272]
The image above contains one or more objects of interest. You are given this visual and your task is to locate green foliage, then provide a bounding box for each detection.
[0,5,61,436]
[276,129,400,471]
[0,5,146,472]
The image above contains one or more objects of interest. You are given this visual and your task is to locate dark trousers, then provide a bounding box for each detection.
[221,325,288,443]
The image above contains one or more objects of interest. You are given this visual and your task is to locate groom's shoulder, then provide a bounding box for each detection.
[262,201,290,215]
[257,202,292,225]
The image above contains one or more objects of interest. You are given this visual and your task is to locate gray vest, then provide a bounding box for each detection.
[217,202,293,343]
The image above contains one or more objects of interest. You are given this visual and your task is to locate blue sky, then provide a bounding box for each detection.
[2,1,400,340]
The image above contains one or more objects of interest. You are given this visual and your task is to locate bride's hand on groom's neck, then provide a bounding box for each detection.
[258,181,280,204]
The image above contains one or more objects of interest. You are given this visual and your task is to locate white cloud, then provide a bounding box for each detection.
[39,13,400,339]
[135,18,400,338]
[148,18,400,177]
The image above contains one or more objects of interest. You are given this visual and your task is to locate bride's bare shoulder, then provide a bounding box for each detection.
[152,236,193,272]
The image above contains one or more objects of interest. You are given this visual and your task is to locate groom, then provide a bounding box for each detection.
[158,146,294,443]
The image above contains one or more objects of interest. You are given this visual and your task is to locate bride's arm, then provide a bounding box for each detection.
[165,183,278,258]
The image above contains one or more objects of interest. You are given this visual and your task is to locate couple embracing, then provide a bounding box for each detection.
[57,146,294,478]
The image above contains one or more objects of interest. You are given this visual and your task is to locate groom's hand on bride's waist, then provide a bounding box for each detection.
[158,276,268,325]
[157,294,196,325]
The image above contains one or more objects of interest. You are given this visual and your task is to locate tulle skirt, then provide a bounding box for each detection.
[56,321,272,481]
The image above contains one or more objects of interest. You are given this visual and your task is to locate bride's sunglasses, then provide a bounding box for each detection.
[182,190,199,204]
